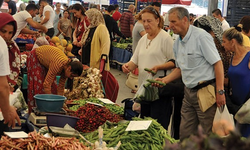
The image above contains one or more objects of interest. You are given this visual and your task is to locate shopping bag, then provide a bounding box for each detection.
[32,36,49,49]
[125,72,138,91]
[235,98,250,124]
[100,54,119,103]
[134,74,159,101]
[212,105,235,137]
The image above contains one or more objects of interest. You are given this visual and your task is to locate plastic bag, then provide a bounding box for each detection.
[235,98,250,124]
[32,36,49,49]
[134,74,159,101]
[212,105,235,137]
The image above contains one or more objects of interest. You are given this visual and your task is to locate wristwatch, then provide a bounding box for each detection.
[217,89,225,95]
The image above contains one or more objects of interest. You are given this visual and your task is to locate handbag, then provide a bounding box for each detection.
[125,72,138,91]
[234,90,250,124]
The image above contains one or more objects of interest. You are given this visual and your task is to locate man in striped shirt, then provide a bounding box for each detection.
[119,4,135,38]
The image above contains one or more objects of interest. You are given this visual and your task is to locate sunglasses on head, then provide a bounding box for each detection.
[145,7,160,18]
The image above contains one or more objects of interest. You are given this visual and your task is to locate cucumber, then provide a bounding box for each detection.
[144,68,156,75]
[146,79,166,86]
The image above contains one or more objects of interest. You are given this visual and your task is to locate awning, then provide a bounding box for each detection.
[162,0,192,5]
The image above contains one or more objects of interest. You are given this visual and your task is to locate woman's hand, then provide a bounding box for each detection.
[76,42,82,47]
[73,40,77,45]
[122,63,130,74]
[78,49,82,55]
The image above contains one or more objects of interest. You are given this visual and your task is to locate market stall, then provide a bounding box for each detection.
[1,34,247,150]
[111,38,133,71]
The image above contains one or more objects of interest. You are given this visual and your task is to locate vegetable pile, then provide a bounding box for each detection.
[0,131,88,150]
[68,98,124,115]
[75,103,123,133]
[164,125,250,150]
[83,117,178,150]
[64,68,104,100]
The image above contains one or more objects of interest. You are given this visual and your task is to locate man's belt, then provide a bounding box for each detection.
[192,79,216,90]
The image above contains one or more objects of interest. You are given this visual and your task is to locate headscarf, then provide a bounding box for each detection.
[81,8,105,45]
[195,16,223,43]
[0,13,20,88]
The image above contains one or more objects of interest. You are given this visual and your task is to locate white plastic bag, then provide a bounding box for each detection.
[134,74,159,101]
[32,36,49,49]
[235,98,250,124]
[212,105,235,137]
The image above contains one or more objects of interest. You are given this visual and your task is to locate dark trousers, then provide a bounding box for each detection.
[154,78,184,139]
[46,28,55,38]
[71,45,81,61]
[140,98,172,131]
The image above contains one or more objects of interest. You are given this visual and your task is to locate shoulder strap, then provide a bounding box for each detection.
[100,54,108,73]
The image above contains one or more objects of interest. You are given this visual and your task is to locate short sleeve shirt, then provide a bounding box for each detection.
[13,10,32,39]
[43,5,55,29]
[174,25,221,88]
[120,11,134,38]
[0,36,10,76]
[8,0,17,15]
[132,21,145,53]
[112,11,122,21]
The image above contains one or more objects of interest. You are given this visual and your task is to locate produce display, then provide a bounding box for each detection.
[50,36,74,57]
[0,131,88,150]
[64,68,104,100]
[74,103,123,133]
[68,98,124,115]
[83,117,178,150]
[16,33,36,43]
[112,38,132,52]
[164,125,250,150]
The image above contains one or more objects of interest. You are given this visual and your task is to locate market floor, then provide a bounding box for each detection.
[109,68,135,107]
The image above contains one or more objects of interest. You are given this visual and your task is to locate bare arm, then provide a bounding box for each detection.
[20,28,37,35]
[214,60,226,107]
[41,11,50,25]
[8,8,12,14]
[0,76,20,127]
[130,24,134,37]
[151,61,175,74]
[72,28,77,44]
[139,30,146,37]
[122,61,138,74]
[26,18,48,33]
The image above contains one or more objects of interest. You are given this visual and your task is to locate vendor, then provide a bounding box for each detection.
[0,13,22,92]
[27,45,83,113]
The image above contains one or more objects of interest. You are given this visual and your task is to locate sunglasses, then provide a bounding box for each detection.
[145,7,160,18]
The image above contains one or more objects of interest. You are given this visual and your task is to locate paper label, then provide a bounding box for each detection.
[125,120,152,131]
[4,131,29,138]
[98,98,115,104]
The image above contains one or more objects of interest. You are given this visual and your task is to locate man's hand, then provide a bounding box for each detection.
[2,106,21,128]
[216,93,226,107]
[150,66,158,75]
